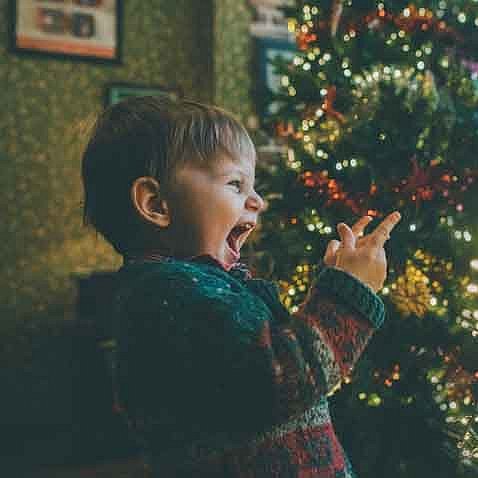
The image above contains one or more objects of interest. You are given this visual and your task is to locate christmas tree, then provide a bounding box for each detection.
[249,1,478,476]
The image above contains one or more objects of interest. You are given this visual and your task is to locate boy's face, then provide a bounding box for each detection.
[163,154,265,266]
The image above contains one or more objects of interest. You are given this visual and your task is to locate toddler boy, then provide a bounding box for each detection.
[82,96,400,477]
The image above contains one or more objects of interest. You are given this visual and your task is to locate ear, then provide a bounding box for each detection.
[130,176,171,227]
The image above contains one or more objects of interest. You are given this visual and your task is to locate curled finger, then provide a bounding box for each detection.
[351,215,373,238]
[324,239,341,266]
[337,222,356,249]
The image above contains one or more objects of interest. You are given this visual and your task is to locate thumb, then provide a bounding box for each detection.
[337,223,356,249]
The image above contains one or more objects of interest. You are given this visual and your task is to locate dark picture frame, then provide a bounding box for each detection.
[256,37,297,117]
[9,0,122,64]
[105,83,182,106]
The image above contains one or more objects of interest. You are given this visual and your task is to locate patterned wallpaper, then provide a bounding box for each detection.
[0,0,254,428]
[213,0,255,121]
[2,0,216,326]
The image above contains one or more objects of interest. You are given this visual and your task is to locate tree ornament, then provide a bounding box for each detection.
[276,120,296,138]
[389,263,432,318]
[297,30,317,50]
[322,85,346,123]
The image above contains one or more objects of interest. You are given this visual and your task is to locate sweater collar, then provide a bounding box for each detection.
[122,252,252,280]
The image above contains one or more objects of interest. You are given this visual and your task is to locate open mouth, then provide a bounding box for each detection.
[225,222,255,261]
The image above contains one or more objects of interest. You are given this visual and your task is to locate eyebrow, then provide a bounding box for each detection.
[218,168,254,180]
[219,169,243,177]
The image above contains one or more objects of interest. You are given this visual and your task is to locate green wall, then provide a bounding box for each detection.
[1,0,215,327]
[0,0,254,441]
[213,0,255,119]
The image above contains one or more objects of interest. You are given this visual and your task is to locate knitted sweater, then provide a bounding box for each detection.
[109,254,385,477]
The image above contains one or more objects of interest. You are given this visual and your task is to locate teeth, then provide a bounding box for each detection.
[234,223,254,234]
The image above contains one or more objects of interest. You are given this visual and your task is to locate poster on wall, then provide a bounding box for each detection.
[10,0,122,63]
[105,83,182,106]
[257,37,296,117]
[249,0,295,40]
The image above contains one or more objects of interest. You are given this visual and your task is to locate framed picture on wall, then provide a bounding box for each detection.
[105,83,182,106]
[256,37,297,117]
[9,0,122,63]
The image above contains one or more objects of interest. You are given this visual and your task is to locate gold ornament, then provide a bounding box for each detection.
[389,263,432,318]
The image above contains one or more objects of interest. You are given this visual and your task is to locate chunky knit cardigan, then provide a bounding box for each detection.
[109,254,385,477]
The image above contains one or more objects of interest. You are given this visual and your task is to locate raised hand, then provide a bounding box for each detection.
[323,212,401,292]
[323,215,373,267]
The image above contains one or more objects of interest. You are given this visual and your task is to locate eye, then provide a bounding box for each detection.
[228,180,242,192]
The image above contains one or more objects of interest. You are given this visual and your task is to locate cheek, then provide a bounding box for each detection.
[217,195,242,220]
[170,186,239,238]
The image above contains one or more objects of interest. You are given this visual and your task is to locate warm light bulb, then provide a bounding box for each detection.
[466,283,478,294]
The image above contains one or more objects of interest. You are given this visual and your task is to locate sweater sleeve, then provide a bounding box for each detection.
[115,265,385,432]
[289,266,384,396]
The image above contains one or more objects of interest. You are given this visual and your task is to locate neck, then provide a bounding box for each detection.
[125,248,237,269]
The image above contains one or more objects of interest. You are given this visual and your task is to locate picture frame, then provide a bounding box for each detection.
[249,0,295,41]
[256,37,297,117]
[9,0,122,64]
[105,83,182,106]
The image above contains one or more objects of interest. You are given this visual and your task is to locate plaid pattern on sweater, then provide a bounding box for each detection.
[109,255,384,477]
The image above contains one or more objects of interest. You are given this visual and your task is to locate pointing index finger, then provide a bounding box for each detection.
[371,211,401,244]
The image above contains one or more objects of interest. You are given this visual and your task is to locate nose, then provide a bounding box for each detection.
[246,189,266,213]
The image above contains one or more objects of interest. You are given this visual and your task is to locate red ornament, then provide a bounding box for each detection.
[297,31,317,51]
[322,86,346,123]
[399,157,440,209]
[276,121,295,138]
[300,170,371,216]
[395,158,477,212]
[349,5,462,44]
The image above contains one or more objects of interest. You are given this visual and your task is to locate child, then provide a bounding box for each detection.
[81,96,401,477]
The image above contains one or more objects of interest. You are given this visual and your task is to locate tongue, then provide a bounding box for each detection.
[226,233,240,263]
